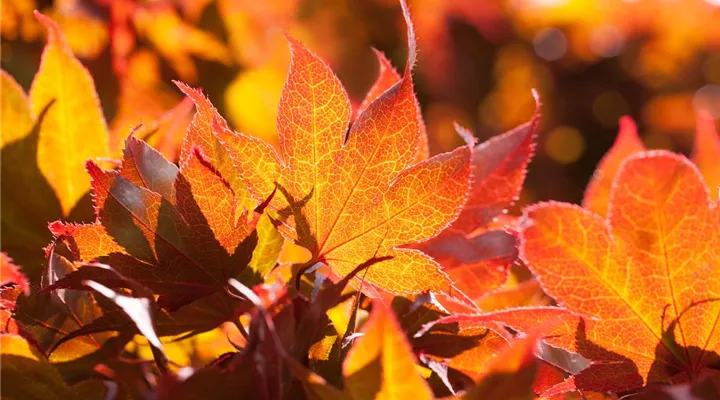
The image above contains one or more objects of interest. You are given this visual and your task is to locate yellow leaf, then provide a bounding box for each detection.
[1,334,77,399]
[0,69,33,147]
[29,12,109,216]
[343,301,433,400]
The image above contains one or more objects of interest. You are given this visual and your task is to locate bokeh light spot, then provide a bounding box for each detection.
[533,28,567,61]
[545,126,585,164]
[693,84,720,118]
[589,25,625,57]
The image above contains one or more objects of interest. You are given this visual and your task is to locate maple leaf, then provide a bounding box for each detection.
[174,79,283,278]
[345,301,434,399]
[357,48,430,164]
[22,243,110,362]
[46,134,271,309]
[0,13,122,365]
[209,0,473,297]
[486,151,720,393]
[415,98,540,304]
[584,113,720,216]
[582,116,645,217]
[155,259,381,399]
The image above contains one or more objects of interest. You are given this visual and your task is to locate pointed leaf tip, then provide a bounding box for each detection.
[344,300,433,400]
[400,0,417,72]
[454,123,477,147]
[582,115,645,216]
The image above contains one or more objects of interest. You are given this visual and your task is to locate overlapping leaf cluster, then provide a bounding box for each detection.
[2,1,720,400]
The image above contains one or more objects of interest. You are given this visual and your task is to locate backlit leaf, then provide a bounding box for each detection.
[0,69,33,147]
[212,1,472,297]
[475,279,550,311]
[448,114,539,235]
[344,301,433,400]
[416,106,540,303]
[358,48,429,163]
[175,82,283,278]
[84,279,168,372]
[585,114,720,213]
[582,116,643,216]
[28,244,107,362]
[412,312,511,382]
[175,81,258,211]
[0,253,29,336]
[518,151,720,393]
[29,11,109,216]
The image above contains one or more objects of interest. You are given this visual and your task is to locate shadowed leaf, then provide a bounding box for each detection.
[0,334,77,399]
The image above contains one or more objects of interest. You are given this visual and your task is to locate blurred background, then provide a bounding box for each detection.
[3,0,720,208]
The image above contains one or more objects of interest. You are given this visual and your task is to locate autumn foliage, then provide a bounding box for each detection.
[2,1,720,400]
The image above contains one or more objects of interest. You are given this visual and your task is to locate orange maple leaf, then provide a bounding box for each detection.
[468,150,720,394]
[202,1,473,297]
[584,113,720,216]
[356,48,430,164]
